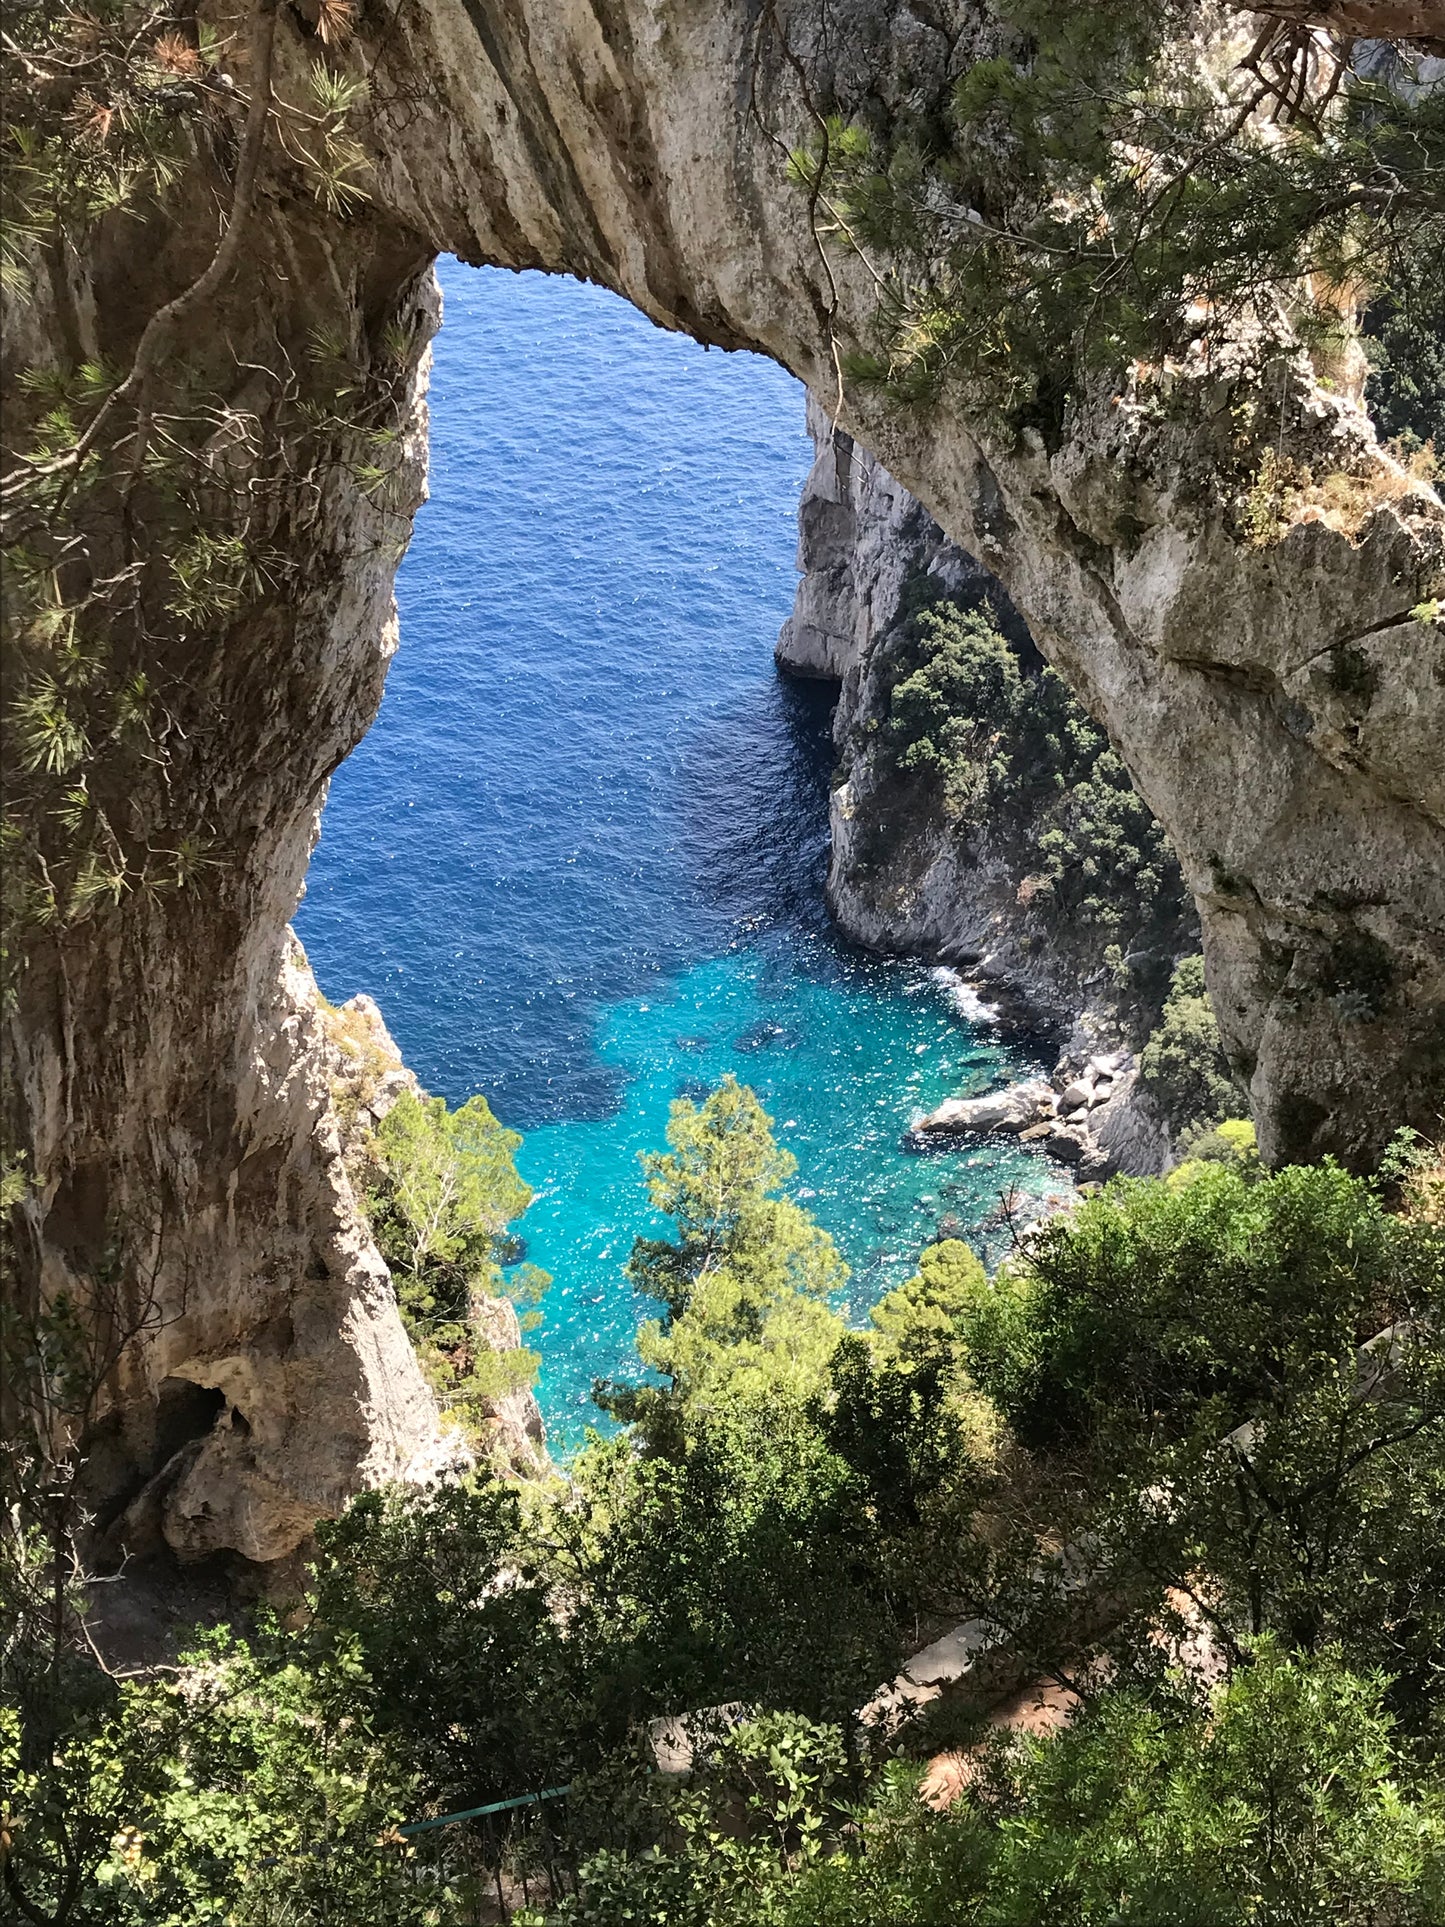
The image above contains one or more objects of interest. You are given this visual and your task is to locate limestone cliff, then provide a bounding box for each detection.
[777,393,1195,1032]
[4,0,1442,1563]
[777,392,986,686]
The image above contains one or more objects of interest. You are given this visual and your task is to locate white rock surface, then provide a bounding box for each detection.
[916,1079,1054,1135]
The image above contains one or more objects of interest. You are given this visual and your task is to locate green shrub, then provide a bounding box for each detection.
[884,602,1022,810]
[968,1160,1445,1698]
[869,1236,987,1370]
[1365,291,1445,448]
[1138,954,1237,1136]
[1170,1115,1260,1186]
[0,1626,428,1927]
[311,1477,578,1796]
[781,1646,1445,1927]
[363,1089,545,1439]
[534,1648,1445,1927]
[871,596,1187,944]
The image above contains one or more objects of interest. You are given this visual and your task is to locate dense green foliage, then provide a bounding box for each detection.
[792,4,1445,435]
[363,1089,545,1436]
[603,1076,846,1428]
[869,1235,986,1373]
[1366,291,1445,448]
[964,1161,1445,1712]
[866,595,1187,947]
[7,1084,1444,1923]
[1138,953,1239,1136]
[534,1649,1444,1927]
[0,1628,429,1926]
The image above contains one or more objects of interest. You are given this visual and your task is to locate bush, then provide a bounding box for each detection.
[781,1646,1445,1927]
[871,596,1187,944]
[1138,954,1237,1136]
[1365,291,1445,448]
[557,1394,903,1732]
[884,602,1023,810]
[534,1649,1445,1927]
[1168,1116,1260,1187]
[363,1089,545,1437]
[966,1160,1445,1700]
[310,1476,579,1797]
[868,1236,988,1370]
[0,1626,428,1926]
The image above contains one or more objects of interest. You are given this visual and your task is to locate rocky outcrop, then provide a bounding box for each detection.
[5,0,1442,1561]
[321,987,548,1481]
[777,391,987,685]
[779,393,1190,1091]
[82,937,452,1571]
[915,1041,1170,1181]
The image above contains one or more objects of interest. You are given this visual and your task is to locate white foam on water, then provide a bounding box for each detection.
[930,966,1001,1027]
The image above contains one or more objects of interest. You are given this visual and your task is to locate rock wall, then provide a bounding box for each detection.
[777,391,987,686]
[5,0,1443,1561]
[777,396,1192,1045]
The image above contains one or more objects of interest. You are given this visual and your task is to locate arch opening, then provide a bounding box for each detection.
[296,259,1072,1442]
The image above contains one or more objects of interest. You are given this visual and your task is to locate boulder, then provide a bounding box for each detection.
[915,1078,1054,1135]
[1088,1052,1130,1078]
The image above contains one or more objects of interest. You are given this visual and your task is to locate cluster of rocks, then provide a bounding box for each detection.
[914,1046,1169,1181]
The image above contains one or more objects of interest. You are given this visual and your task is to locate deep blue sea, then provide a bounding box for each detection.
[297,259,1067,1443]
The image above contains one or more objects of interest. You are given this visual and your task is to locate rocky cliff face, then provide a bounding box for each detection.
[777,392,987,687]
[777,396,1194,1093]
[4,0,1442,1563]
[776,393,1140,1015]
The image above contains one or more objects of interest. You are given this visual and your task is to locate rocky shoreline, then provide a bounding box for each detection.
[779,399,1176,1183]
[912,1014,1169,1184]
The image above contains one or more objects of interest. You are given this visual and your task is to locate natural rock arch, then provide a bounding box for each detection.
[5,0,1442,1566]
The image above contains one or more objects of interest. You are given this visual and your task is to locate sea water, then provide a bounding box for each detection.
[296,259,1068,1442]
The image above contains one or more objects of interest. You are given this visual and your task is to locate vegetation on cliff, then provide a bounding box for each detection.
[6,1081,1443,1923]
[360,1089,546,1437]
[789,2,1444,447]
[1138,954,1239,1139]
[0,0,399,994]
[853,589,1191,971]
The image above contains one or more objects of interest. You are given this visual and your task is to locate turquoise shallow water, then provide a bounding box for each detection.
[518,948,1066,1423]
[296,260,1067,1443]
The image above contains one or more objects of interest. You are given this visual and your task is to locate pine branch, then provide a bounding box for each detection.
[0,0,280,514]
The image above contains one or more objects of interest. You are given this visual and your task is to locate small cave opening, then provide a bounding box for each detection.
[154,1378,227,1469]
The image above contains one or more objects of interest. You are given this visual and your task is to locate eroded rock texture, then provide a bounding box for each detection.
[774,392,1148,1016]
[365,0,1444,1174]
[775,398,1179,1176]
[5,0,1442,1559]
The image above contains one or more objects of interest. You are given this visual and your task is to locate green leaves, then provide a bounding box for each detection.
[362,1089,544,1441]
[867,592,1185,944]
[1138,953,1237,1137]
[0,1626,428,1927]
[371,1089,532,1285]
[614,1076,847,1421]
[312,1478,573,1800]
[804,4,1445,433]
[10,674,90,775]
[165,530,258,626]
[967,1157,1445,1702]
